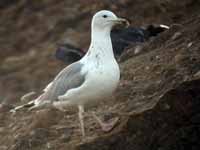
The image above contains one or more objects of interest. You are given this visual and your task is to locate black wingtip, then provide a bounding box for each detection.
[10,101,35,112]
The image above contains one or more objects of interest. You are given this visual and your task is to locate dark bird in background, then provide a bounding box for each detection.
[55,44,84,64]
[55,24,169,64]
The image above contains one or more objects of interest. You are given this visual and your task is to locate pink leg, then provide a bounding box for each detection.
[78,105,85,138]
[92,112,119,132]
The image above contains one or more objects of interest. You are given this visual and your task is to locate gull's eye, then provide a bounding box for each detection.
[102,15,108,18]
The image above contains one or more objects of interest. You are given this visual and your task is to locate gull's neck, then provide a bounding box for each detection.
[83,27,115,61]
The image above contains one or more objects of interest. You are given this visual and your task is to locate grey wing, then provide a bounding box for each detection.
[39,62,86,101]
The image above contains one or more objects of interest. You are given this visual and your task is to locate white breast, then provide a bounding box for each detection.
[86,56,120,99]
[61,57,120,106]
[86,58,120,96]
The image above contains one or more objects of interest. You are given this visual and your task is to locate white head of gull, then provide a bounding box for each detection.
[13,10,129,139]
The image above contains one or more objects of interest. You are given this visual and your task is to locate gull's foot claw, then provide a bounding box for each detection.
[101,117,119,132]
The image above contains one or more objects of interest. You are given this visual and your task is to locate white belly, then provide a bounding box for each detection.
[86,62,120,99]
[56,60,120,107]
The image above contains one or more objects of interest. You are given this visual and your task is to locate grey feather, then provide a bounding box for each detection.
[38,62,86,101]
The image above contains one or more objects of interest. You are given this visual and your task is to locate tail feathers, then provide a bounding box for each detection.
[28,100,52,111]
[10,100,53,113]
[10,101,35,112]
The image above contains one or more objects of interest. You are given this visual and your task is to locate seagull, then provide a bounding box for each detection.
[13,10,129,138]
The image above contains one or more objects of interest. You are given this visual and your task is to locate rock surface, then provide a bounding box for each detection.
[0,0,200,150]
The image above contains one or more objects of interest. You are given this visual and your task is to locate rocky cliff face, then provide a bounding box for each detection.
[0,0,200,150]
